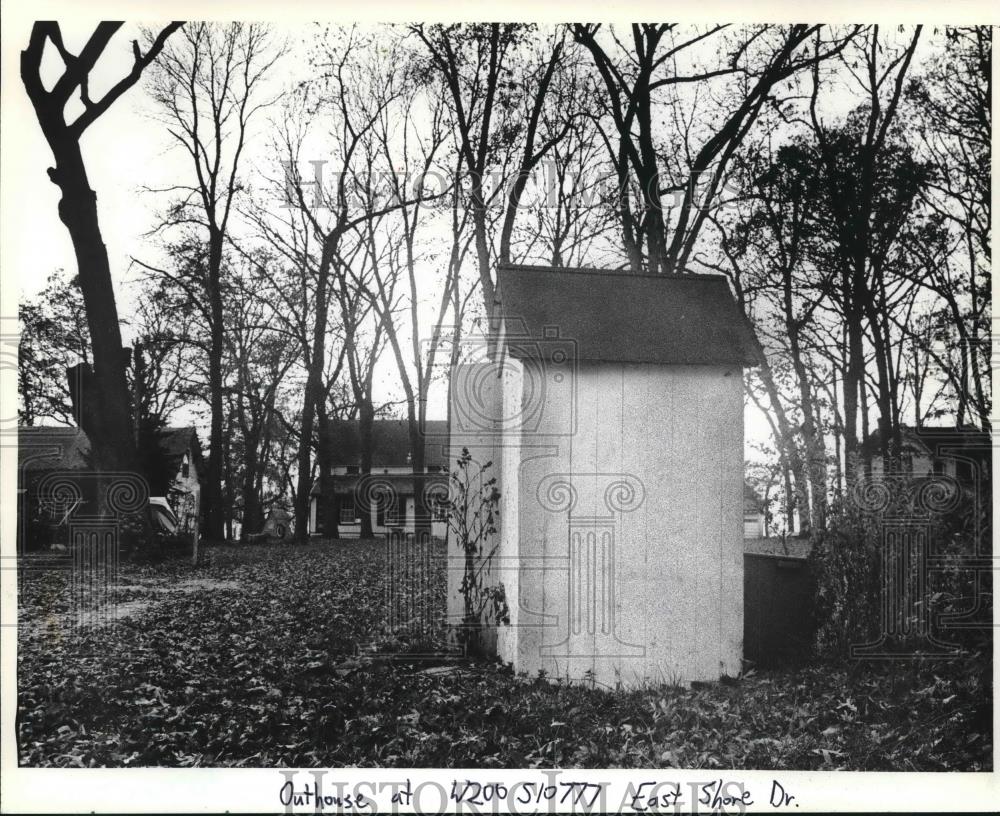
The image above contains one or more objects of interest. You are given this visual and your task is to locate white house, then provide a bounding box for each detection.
[160,426,203,533]
[448,264,765,687]
[743,483,766,538]
[864,424,990,485]
[309,419,449,539]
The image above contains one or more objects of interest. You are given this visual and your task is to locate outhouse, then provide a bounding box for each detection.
[448,264,765,687]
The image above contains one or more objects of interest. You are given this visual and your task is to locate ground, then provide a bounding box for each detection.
[16,540,992,769]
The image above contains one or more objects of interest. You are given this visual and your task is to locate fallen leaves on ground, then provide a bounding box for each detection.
[16,541,992,769]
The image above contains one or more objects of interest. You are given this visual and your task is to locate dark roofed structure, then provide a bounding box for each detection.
[160,426,203,462]
[18,426,91,471]
[18,425,202,473]
[861,424,991,456]
[326,419,449,469]
[496,264,765,366]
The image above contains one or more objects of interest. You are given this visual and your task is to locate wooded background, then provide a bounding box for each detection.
[18,23,991,543]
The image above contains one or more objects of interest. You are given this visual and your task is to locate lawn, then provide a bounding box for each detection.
[16,540,991,769]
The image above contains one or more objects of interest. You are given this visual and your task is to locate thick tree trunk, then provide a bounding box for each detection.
[635,87,667,274]
[205,231,226,539]
[315,396,338,540]
[757,358,811,532]
[295,244,334,542]
[859,374,873,480]
[615,141,643,273]
[409,400,429,538]
[240,427,262,542]
[843,305,865,476]
[786,328,826,531]
[222,399,236,540]
[358,400,375,538]
[832,372,844,498]
[471,194,498,353]
[295,387,316,542]
[51,146,161,559]
[50,143,137,475]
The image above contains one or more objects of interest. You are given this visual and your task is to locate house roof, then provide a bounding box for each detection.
[160,426,204,469]
[310,471,447,497]
[744,537,812,559]
[18,425,202,472]
[863,424,991,459]
[325,419,449,469]
[18,426,91,471]
[496,264,765,366]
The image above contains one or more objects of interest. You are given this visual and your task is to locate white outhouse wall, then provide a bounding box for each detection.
[448,358,744,686]
[447,361,509,655]
[508,362,743,687]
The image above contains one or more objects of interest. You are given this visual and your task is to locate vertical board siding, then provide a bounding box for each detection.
[449,360,745,687]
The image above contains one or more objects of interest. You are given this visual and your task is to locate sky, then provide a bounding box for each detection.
[0,18,952,455]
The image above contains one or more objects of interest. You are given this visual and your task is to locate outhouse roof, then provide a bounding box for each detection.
[496,264,765,366]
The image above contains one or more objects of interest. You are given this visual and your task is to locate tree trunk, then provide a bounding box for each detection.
[315,393,338,539]
[409,400,429,538]
[786,335,826,531]
[358,399,375,538]
[295,243,334,542]
[240,427,262,542]
[634,83,667,274]
[50,143,137,475]
[843,303,865,476]
[616,141,643,273]
[205,230,226,539]
[757,358,811,532]
[859,374,873,480]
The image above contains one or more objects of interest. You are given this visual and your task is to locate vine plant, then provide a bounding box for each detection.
[437,448,510,654]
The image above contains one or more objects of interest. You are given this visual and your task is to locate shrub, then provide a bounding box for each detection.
[810,473,991,660]
[438,448,509,656]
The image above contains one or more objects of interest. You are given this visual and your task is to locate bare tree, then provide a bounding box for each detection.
[20,22,182,479]
[18,271,91,426]
[411,24,570,328]
[906,26,991,429]
[357,82,459,532]
[143,22,282,540]
[572,23,858,274]
[281,26,434,541]
[809,25,923,468]
[226,257,300,540]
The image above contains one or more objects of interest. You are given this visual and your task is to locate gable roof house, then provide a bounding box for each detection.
[449,263,765,686]
[17,425,204,550]
[308,419,449,539]
[863,424,990,486]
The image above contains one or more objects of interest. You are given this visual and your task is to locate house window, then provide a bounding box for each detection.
[339,498,358,524]
[181,454,190,479]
